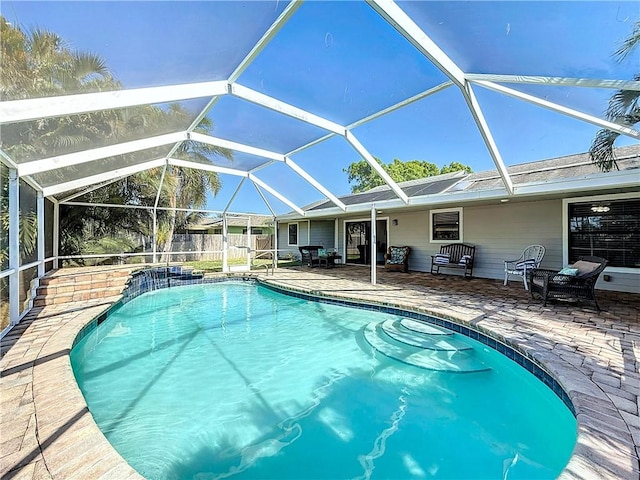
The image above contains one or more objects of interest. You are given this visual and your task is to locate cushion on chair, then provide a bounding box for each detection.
[318,248,327,257]
[388,247,406,264]
[433,253,450,265]
[571,260,600,277]
[558,266,579,276]
[458,254,472,266]
[515,259,537,270]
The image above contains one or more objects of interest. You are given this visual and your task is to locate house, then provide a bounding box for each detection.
[183,215,275,235]
[276,145,640,293]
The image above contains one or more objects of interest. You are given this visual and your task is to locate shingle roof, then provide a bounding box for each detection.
[304,144,640,212]
[189,214,273,229]
[307,171,466,211]
[465,144,640,192]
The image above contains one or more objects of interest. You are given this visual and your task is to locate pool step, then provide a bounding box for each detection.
[400,318,452,336]
[381,319,472,351]
[364,322,490,373]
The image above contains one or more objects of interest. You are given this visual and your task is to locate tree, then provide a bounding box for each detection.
[440,161,473,175]
[589,21,640,172]
[158,114,232,261]
[1,17,115,264]
[1,18,233,263]
[344,157,473,193]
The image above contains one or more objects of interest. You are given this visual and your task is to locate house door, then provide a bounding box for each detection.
[345,219,388,265]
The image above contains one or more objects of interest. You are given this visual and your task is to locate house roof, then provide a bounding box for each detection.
[281,144,640,219]
[464,144,640,192]
[188,215,274,230]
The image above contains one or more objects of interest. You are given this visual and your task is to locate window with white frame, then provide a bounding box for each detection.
[430,208,462,242]
[567,197,639,268]
[288,223,298,246]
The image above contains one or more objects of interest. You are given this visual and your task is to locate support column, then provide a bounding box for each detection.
[52,200,59,269]
[222,213,228,272]
[273,218,278,270]
[37,191,45,277]
[8,169,19,325]
[334,218,339,255]
[152,209,157,263]
[371,205,377,286]
[246,216,252,270]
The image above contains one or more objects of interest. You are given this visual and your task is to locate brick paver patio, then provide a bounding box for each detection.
[1,265,638,479]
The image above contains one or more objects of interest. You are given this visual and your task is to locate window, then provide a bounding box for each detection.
[288,223,298,246]
[568,198,639,268]
[430,208,462,242]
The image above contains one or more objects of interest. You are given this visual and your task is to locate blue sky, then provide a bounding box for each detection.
[4,1,639,214]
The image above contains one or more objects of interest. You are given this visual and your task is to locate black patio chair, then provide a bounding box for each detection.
[529,256,608,311]
[298,246,324,267]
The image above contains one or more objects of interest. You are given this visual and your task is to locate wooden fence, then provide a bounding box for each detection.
[168,234,273,261]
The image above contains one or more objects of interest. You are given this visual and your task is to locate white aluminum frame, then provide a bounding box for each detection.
[2,0,639,337]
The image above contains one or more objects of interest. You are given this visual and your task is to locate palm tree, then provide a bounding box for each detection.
[589,21,640,172]
[1,18,113,265]
[1,18,233,264]
[158,115,233,261]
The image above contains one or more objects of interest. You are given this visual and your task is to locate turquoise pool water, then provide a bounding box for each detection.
[71,282,576,480]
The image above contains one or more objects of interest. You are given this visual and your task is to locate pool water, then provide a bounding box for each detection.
[71,282,576,480]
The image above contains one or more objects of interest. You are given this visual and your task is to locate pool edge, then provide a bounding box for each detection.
[8,268,636,480]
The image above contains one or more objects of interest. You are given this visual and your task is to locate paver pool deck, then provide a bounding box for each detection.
[1,265,639,479]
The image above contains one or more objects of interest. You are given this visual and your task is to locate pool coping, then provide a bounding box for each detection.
[1,268,638,479]
[256,276,639,479]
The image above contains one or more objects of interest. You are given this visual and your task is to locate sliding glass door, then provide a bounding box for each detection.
[344,219,388,265]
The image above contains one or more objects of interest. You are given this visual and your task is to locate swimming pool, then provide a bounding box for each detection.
[71,281,576,479]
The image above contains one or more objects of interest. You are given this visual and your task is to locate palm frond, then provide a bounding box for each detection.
[613,21,640,62]
[606,73,640,121]
[589,129,620,172]
[72,51,110,80]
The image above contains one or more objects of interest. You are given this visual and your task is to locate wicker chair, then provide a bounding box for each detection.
[529,256,608,311]
[298,246,324,267]
[504,245,546,290]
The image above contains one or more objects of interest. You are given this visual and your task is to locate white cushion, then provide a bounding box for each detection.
[515,259,537,270]
[433,253,450,265]
[458,254,472,266]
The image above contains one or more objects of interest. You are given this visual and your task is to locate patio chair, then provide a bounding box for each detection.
[384,246,411,272]
[504,245,546,290]
[529,256,608,311]
[298,246,324,267]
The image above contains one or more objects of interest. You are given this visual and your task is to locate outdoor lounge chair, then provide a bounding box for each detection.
[529,256,608,311]
[384,246,411,272]
[504,245,546,290]
[298,246,324,267]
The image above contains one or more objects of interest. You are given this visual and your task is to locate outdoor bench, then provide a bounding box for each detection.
[430,243,476,278]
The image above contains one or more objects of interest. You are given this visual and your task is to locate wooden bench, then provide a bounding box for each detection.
[430,243,476,278]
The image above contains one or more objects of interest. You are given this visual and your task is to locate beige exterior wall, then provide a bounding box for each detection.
[301,198,638,293]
